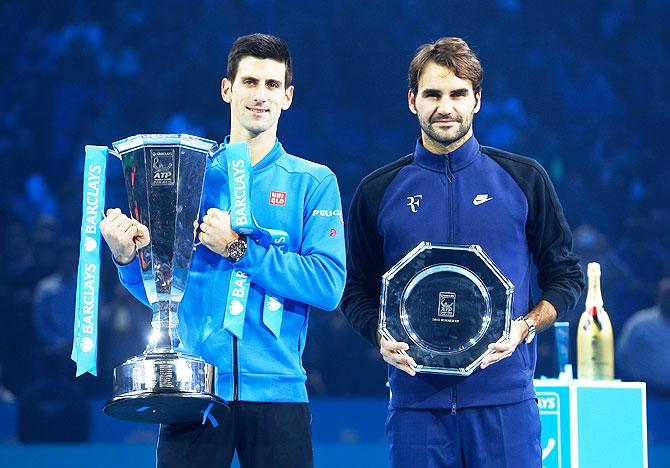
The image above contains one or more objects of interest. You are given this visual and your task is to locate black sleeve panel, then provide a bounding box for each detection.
[482,146,585,318]
[340,155,414,346]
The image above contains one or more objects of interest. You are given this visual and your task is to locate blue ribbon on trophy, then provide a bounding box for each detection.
[71,146,107,376]
[220,142,287,339]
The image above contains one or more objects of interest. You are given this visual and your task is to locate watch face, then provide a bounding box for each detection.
[228,239,247,262]
[517,317,535,343]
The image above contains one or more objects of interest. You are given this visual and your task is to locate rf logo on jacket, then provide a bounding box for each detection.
[407,194,423,212]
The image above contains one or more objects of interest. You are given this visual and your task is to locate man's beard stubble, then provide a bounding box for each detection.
[421,117,471,147]
[419,99,478,149]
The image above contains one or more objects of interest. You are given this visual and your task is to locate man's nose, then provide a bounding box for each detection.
[436,97,454,115]
[252,86,268,102]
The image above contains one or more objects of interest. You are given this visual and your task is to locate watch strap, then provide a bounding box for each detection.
[516,316,536,344]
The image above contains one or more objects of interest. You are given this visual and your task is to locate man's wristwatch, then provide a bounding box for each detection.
[516,316,536,344]
[226,236,247,263]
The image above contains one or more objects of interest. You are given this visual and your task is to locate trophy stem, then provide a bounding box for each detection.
[146,300,182,354]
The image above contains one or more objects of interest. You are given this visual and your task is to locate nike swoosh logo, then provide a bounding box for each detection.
[473,195,493,206]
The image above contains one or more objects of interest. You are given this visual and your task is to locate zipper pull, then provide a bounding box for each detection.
[445,158,455,182]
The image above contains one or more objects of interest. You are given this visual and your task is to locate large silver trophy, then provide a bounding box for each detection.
[103,134,227,424]
[379,242,514,375]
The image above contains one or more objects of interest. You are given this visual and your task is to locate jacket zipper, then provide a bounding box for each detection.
[445,158,455,243]
[447,154,457,415]
[233,335,239,400]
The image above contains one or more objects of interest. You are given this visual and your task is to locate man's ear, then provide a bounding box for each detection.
[282,85,294,111]
[221,78,232,103]
[408,89,417,115]
[474,89,482,114]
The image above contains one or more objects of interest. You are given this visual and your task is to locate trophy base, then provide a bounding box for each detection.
[103,393,228,424]
[105,352,227,424]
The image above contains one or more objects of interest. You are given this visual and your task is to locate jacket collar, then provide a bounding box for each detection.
[413,134,480,173]
[213,136,284,173]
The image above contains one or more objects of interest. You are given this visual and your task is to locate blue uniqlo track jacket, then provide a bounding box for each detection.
[116,139,346,403]
[341,136,584,410]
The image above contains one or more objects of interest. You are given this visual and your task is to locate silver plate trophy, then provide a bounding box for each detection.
[103,134,227,424]
[379,242,514,375]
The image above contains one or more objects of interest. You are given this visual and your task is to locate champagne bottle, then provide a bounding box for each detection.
[577,262,614,380]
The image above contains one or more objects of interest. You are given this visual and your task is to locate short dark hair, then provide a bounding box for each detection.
[408,37,483,95]
[227,33,292,87]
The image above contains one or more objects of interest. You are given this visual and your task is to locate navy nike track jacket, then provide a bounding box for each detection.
[341,135,584,410]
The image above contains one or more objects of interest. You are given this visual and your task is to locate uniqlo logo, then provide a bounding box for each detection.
[270,191,286,205]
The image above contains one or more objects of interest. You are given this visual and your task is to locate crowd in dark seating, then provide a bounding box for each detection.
[1,1,669,410]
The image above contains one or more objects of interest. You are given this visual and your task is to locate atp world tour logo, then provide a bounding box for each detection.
[151,149,175,185]
[438,292,456,318]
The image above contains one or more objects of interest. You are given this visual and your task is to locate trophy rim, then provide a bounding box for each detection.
[110,133,218,156]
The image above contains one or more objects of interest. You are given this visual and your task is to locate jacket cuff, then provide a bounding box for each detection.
[114,256,143,285]
[366,319,379,347]
[233,237,265,276]
[540,289,571,319]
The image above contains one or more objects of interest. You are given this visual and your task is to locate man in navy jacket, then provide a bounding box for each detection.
[341,37,583,467]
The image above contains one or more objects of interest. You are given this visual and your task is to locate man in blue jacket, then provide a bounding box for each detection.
[341,37,583,467]
[100,34,346,468]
